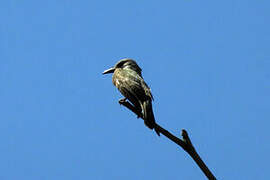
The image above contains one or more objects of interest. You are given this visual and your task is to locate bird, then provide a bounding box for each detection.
[103,58,160,136]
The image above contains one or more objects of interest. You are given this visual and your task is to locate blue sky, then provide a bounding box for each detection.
[0,0,269,179]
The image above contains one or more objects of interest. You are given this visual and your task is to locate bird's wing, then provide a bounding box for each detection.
[127,73,151,102]
[141,80,154,101]
[114,71,146,107]
[119,74,154,123]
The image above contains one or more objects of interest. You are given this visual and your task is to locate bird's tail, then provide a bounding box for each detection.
[142,100,160,136]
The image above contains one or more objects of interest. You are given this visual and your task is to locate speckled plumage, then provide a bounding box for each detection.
[104,58,159,135]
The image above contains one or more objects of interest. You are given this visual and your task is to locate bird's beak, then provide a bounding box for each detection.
[102,67,115,74]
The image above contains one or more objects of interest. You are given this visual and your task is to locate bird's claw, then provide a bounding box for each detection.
[118,98,127,105]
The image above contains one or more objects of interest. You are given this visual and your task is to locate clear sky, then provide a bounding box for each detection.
[0,0,269,179]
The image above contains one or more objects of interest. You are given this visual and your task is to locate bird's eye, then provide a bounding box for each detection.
[117,61,127,68]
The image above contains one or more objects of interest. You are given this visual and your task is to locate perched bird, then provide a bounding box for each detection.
[103,58,160,136]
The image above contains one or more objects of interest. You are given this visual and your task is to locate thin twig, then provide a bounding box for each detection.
[119,100,216,180]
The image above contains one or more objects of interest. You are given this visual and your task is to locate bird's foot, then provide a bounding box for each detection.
[118,98,127,105]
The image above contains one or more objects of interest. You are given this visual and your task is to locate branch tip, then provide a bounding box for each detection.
[116,100,216,180]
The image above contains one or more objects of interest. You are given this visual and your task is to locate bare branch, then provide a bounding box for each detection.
[119,100,217,180]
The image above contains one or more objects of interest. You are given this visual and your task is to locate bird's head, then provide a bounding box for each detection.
[102,58,142,75]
